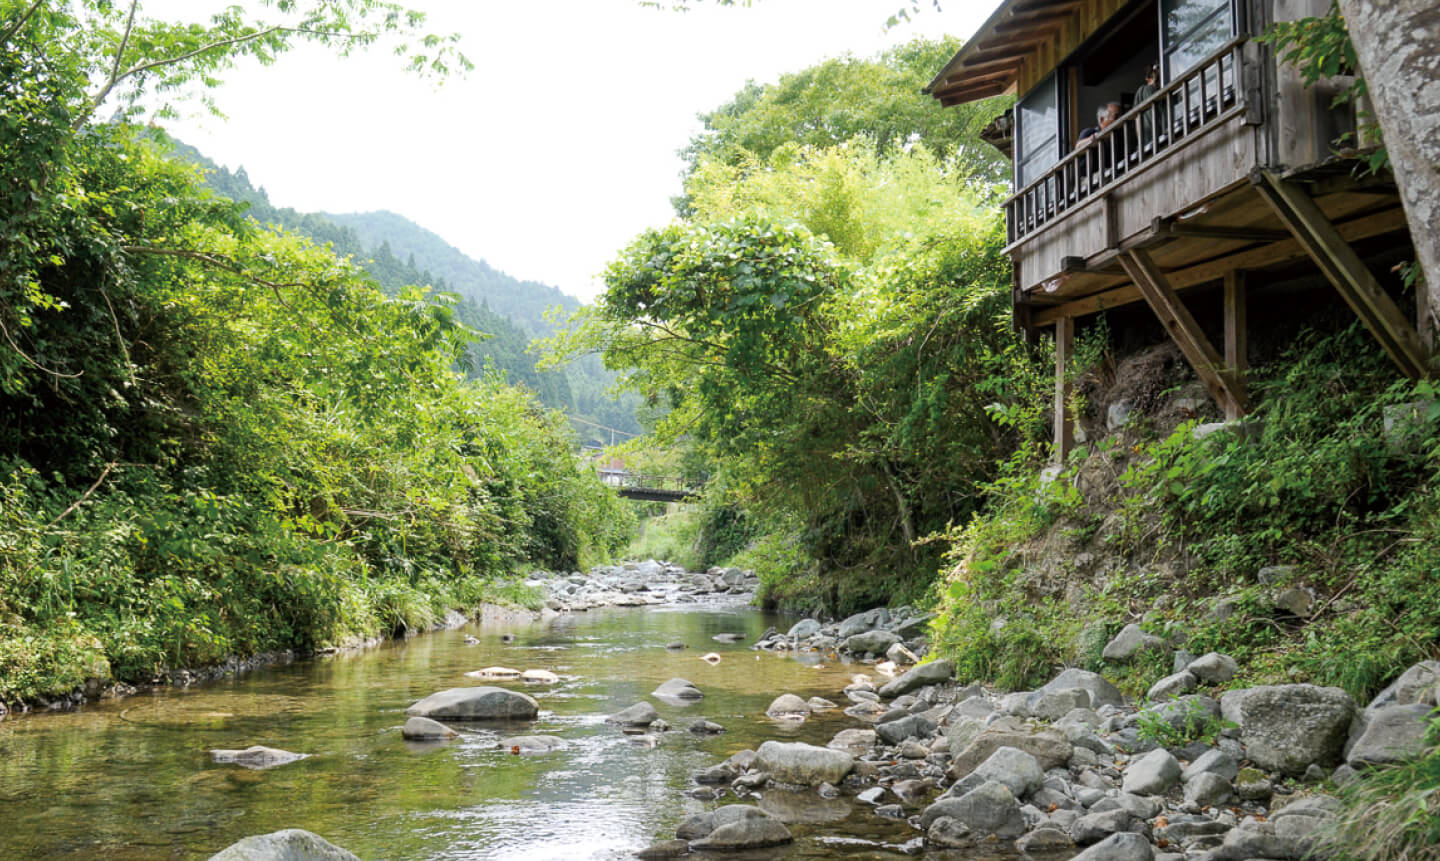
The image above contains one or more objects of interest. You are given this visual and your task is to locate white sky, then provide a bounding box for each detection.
[146,1,991,302]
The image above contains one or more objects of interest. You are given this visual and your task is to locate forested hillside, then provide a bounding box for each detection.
[0,3,632,707]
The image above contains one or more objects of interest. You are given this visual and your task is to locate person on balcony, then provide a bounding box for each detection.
[1076,102,1121,148]
[1132,64,1165,149]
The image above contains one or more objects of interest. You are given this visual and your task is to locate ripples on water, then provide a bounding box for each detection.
[0,603,940,859]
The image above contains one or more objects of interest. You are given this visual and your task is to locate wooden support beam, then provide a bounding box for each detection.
[1223,270,1248,421]
[1054,317,1074,463]
[1119,249,1249,415]
[1030,205,1411,326]
[1156,219,1290,243]
[1253,170,1430,379]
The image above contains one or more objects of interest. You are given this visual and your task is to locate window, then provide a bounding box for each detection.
[1162,0,1233,80]
[1016,73,1059,188]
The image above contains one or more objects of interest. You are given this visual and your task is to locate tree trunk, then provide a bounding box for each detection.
[1335,0,1440,349]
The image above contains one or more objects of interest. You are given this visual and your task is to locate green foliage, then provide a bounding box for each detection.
[0,5,630,705]
[1320,713,1440,859]
[1262,2,1387,173]
[1135,698,1236,748]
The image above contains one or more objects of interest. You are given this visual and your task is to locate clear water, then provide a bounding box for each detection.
[0,604,933,859]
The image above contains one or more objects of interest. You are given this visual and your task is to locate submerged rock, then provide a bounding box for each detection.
[605,701,660,726]
[400,716,457,741]
[652,678,703,700]
[498,735,565,753]
[209,746,309,770]
[406,686,539,721]
[208,829,358,861]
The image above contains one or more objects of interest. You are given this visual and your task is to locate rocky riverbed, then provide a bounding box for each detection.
[158,561,1438,860]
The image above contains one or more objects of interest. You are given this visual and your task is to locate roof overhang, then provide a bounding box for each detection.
[925,0,1087,106]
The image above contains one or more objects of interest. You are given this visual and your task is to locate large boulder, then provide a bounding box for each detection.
[970,746,1044,798]
[877,659,955,698]
[1346,703,1434,767]
[787,618,822,639]
[919,781,1026,839]
[689,817,792,850]
[1122,748,1181,795]
[753,740,855,786]
[1221,684,1358,775]
[1037,668,1124,708]
[948,728,1073,780]
[676,805,769,840]
[406,687,539,721]
[836,608,888,639]
[208,830,359,861]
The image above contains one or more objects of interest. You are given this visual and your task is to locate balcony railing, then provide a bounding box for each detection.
[1006,36,1248,246]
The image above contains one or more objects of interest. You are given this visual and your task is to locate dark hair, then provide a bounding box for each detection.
[1145,64,1159,81]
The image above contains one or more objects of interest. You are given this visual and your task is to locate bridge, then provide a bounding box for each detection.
[601,470,704,503]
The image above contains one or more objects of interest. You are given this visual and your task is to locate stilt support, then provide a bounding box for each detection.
[1254,170,1430,378]
[1119,249,1249,416]
[1054,316,1074,463]
[1223,270,1248,421]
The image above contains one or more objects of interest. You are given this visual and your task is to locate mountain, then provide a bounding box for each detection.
[166,138,639,440]
[323,211,579,337]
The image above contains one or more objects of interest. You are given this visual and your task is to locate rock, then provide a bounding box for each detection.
[844,629,901,655]
[836,608,887,639]
[688,719,725,734]
[920,781,1026,839]
[1271,794,1340,853]
[875,713,937,745]
[1020,827,1076,852]
[750,741,852,787]
[209,746,309,769]
[400,717,457,741]
[699,652,721,664]
[208,829,359,861]
[787,618,822,639]
[1185,652,1239,684]
[757,788,850,823]
[1122,748,1181,795]
[1369,660,1440,710]
[1346,703,1433,767]
[1215,823,1292,859]
[465,666,521,680]
[1184,772,1233,806]
[1235,766,1272,801]
[497,735,564,753]
[519,669,559,684]
[1107,400,1136,431]
[675,805,767,840]
[605,702,660,727]
[1221,684,1358,775]
[652,678,703,700]
[1147,671,1198,702]
[877,659,955,698]
[689,817,792,850]
[711,633,745,643]
[886,642,920,665]
[827,728,876,756]
[765,693,811,719]
[635,839,689,859]
[1070,832,1154,861]
[1102,624,1169,662]
[1070,809,1134,845]
[857,786,887,804]
[971,746,1045,799]
[406,687,539,721]
[805,696,837,711]
[1038,668,1124,708]
[1182,748,1239,783]
[694,763,738,785]
[664,641,686,650]
[1274,586,1314,616]
[1028,687,1093,720]
[949,728,1073,780]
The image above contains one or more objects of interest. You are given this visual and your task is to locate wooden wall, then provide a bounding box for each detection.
[1015,0,1133,98]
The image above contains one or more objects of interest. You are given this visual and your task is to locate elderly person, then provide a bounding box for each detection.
[1076,101,1121,148]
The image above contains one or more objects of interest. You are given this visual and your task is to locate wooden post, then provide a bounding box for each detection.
[1223,270,1248,421]
[1253,170,1430,379]
[1054,316,1075,463]
[1120,249,1249,415]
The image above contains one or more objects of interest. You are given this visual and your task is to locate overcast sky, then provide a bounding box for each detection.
[147,1,990,302]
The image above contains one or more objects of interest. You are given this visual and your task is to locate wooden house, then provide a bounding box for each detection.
[926,0,1429,459]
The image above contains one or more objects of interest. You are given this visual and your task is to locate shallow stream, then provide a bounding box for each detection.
[0,603,933,859]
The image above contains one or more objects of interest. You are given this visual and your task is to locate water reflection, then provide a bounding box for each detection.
[0,604,928,859]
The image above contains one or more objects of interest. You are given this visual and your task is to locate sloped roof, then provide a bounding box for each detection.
[925,0,1090,105]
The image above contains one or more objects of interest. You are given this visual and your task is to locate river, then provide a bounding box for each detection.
[0,602,930,859]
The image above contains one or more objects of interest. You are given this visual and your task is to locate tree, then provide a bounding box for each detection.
[1332,0,1440,346]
